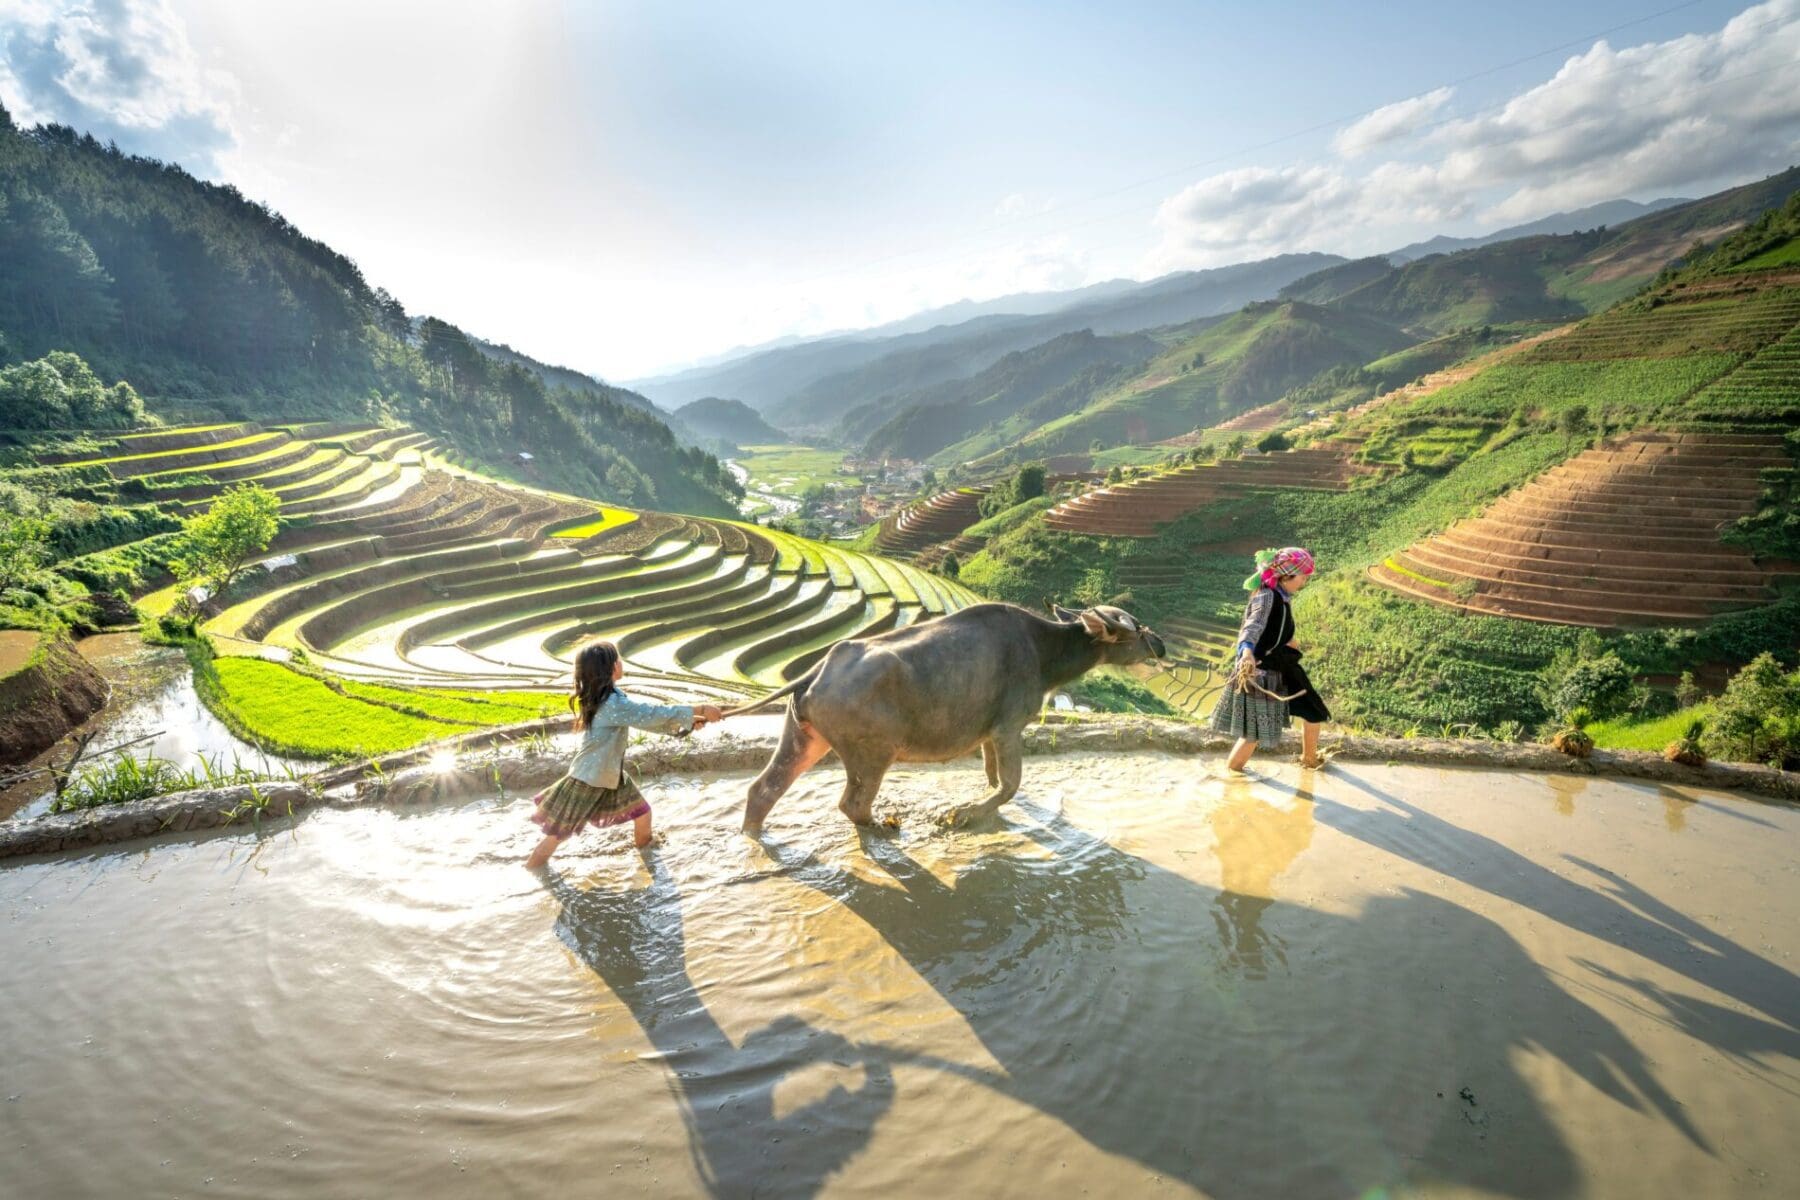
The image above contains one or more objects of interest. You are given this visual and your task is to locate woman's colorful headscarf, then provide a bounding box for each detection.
[1243,546,1315,591]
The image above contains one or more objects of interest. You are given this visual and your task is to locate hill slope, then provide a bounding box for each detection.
[961,301,1414,465]
[672,397,790,447]
[637,254,1342,421]
[853,329,1162,461]
[0,106,739,516]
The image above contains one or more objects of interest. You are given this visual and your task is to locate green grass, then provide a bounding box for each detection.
[548,506,638,539]
[201,655,474,759]
[1728,236,1800,273]
[733,444,863,499]
[335,679,561,726]
[1588,704,1715,752]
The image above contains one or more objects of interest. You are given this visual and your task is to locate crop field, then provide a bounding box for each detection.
[733,443,863,498]
[30,421,982,758]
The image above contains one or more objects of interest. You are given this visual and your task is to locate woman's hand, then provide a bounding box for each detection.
[696,704,724,726]
[1285,639,1299,649]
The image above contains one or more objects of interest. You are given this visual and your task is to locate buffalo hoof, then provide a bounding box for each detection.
[939,804,994,829]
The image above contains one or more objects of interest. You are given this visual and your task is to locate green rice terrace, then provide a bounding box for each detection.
[958,254,1800,742]
[0,418,980,777]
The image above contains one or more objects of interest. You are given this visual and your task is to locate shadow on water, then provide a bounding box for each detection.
[545,854,995,1199]
[1309,769,1800,1041]
[757,795,1709,1199]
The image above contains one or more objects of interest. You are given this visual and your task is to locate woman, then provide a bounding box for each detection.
[1210,546,1331,772]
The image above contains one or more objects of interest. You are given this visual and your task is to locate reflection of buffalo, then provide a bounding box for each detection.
[727,602,1165,835]
[765,798,1709,1199]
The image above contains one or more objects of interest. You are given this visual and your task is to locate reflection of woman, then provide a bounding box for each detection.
[1210,779,1316,977]
[1210,547,1331,772]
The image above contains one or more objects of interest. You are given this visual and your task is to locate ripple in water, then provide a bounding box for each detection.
[1,755,1797,1198]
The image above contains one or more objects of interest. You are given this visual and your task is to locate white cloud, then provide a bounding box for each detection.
[0,0,239,174]
[1332,86,1453,159]
[1152,0,1800,270]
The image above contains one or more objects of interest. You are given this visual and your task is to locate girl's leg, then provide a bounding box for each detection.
[1227,738,1258,772]
[1300,721,1323,768]
[526,833,563,870]
[633,807,654,850]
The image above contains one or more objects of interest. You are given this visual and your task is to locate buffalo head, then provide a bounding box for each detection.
[1048,601,1166,664]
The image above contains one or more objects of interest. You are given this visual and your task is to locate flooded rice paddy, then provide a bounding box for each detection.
[1,754,1796,1198]
[0,634,308,822]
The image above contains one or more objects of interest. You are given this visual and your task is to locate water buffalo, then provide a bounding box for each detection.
[725,601,1165,834]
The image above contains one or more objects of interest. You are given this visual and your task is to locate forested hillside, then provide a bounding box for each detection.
[0,106,739,515]
[640,253,1341,420]
[960,301,1414,465]
[854,329,1161,460]
[671,396,789,448]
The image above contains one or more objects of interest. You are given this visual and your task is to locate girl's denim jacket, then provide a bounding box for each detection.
[569,689,695,788]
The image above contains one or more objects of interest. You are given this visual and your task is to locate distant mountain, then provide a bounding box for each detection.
[630,253,1344,417]
[854,329,1162,461]
[1329,167,1800,331]
[472,336,664,418]
[762,253,1345,433]
[1279,257,1395,305]
[672,396,789,447]
[1385,197,1691,263]
[960,301,1414,465]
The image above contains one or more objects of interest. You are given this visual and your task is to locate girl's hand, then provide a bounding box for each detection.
[699,704,724,723]
[1285,640,1299,649]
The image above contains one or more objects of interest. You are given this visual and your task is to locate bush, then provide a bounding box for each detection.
[1256,431,1291,453]
[1705,652,1800,768]
[1550,652,1635,720]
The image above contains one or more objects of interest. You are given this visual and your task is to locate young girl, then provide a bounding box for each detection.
[525,639,724,870]
[1210,546,1332,773]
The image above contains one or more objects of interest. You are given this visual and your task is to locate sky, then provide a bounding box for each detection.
[2,0,1799,382]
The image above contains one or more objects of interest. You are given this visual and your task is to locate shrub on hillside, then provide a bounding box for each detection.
[1550,652,1635,721]
[1704,652,1800,769]
[1256,431,1291,453]
[0,512,50,590]
[0,350,143,430]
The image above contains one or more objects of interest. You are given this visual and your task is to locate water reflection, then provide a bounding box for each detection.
[1546,773,1588,817]
[1210,776,1315,978]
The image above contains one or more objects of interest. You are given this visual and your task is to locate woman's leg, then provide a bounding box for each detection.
[1227,738,1258,772]
[633,807,654,850]
[1300,721,1322,767]
[525,833,563,869]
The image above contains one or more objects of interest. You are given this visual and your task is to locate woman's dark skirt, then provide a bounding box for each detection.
[1209,647,1331,742]
[529,771,650,839]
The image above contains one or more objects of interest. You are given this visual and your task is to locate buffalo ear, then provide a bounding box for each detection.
[1078,611,1118,641]
[1050,601,1082,622]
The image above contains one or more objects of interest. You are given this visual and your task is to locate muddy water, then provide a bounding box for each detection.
[0,633,308,821]
[1,756,1796,1199]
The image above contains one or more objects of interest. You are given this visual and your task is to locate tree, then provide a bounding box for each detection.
[1705,653,1800,767]
[0,513,50,590]
[920,467,938,491]
[940,554,960,579]
[176,483,280,601]
[1550,652,1636,721]
[1558,405,1589,439]
[1013,461,1046,502]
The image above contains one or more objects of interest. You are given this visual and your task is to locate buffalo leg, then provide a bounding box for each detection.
[743,712,831,836]
[981,739,1000,787]
[949,731,1023,826]
[835,747,892,826]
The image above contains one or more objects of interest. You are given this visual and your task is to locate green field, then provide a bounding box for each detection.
[734,444,863,498]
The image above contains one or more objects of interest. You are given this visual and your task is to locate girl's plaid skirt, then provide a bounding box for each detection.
[529,771,650,839]
[1209,683,1291,743]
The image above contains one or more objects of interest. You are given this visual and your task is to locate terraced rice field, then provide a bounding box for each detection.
[1370,431,1794,627]
[1045,448,1377,538]
[874,487,988,559]
[52,422,984,712]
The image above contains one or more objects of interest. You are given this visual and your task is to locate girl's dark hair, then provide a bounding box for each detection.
[570,639,621,731]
